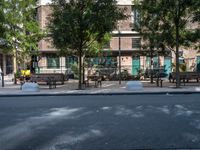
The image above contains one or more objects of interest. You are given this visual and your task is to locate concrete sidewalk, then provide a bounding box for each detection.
[0,80,200,96]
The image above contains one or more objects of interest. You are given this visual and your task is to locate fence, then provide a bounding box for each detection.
[0,63,170,81]
[35,64,156,81]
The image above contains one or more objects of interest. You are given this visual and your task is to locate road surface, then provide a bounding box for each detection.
[0,94,200,150]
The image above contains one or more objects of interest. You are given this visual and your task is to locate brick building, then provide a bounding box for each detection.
[36,0,200,77]
[0,52,13,75]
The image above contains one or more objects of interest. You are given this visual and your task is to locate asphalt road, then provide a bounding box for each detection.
[0,94,200,150]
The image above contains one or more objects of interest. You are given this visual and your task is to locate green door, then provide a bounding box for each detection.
[146,57,150,68]
[164,57,172,76]
[132,56,140,76]
[153,56,159,69]
[197,56,200,72]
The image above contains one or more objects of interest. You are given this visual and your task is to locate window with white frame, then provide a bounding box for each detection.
[131,6,140,29]
[47,54,60,69]
[132,38,141,49]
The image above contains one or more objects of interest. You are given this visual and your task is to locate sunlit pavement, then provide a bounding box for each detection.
[0,80,200,96]
[0,95,200,150]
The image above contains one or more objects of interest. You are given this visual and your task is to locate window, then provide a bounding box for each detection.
[86,57,117,67]
[132,38,141,49]
[65,56,78,68]
[131,7,140,29]
[0,54,3,72]
[47,54,60,69]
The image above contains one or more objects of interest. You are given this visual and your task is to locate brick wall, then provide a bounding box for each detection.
[37,6,56,51]
[37,5,139,53]
[37,4,199,74]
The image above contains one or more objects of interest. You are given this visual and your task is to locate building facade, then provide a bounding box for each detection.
[36,0,200,77]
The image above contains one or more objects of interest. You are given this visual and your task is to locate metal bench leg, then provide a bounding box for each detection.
[94,81,97,88]
[183,79,186,86]
[160,80,163,87]
[156,78,159,87]
[49,82,52,89]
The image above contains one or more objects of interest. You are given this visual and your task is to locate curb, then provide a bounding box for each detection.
[0,91,200,97]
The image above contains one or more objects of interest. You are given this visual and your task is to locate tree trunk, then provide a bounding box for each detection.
[78,51,82,90]
[175,25,180,88]
[82,55,85,84]
[175,2,180,88]
[150,49,154,84]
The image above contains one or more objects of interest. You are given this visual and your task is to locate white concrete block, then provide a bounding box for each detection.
[117,0,133,5]
[126,81,143,91]
[195,87,200,91]
[22,82,40,92]
[39,0,133,6]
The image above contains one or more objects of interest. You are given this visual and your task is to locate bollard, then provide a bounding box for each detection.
[1,73,4,87]
[14,73,17,84]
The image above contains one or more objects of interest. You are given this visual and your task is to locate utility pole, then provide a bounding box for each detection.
[118,29,121,85]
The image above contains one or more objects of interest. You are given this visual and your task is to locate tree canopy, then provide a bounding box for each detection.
[0,0,5,35]
[134,0,166,83]
[134,0,200,87]
[1,0,44,71]
[48,0,126,89]
[0,0,7,49]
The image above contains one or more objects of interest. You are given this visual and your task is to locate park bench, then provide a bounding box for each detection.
[84,75,102,88]
[169,72,200,84]
[30,73,65,89]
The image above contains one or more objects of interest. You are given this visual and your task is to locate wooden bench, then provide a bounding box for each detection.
[169,72,200,84]
[85,75,102,88]
[30,73,65,89]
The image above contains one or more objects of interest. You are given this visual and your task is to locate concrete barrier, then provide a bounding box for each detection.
[126,81,143,91]
[22,82,40,92]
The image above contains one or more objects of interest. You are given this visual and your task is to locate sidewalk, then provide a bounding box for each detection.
[0,79,200,96]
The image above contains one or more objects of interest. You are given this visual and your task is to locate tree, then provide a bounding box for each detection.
[158,0,199,88]
[134,0,166,84]
[191,1,200,49]
[48,0,126,89]
[0,0,9,50]
[192,0,200,23]
[134,0,199,87]
[3,0,44,73]
[0,0,5,38]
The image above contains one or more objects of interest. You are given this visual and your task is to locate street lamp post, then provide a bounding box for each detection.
[118,29,121,85]
[14,40,18,84]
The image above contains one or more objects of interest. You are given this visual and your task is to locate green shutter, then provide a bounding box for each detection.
[164,57,172,76]
[153,57,159,69]
[132,56,140,76]
[146,57,150,68]
[197,56,200,72]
